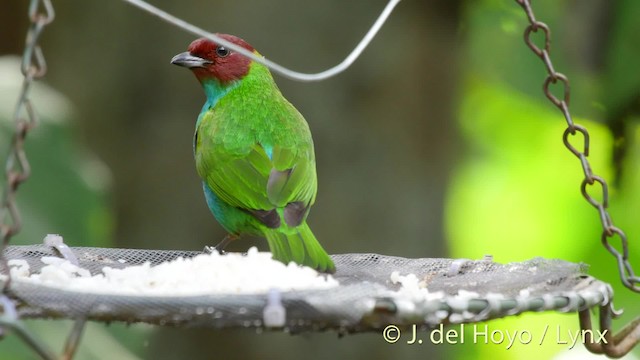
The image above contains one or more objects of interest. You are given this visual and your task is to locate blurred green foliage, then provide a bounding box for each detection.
[448,79,610,263]
[0,57,112,248]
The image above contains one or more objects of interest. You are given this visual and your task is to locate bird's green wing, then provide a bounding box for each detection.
[195,110,317,214]
[267,145,317,207]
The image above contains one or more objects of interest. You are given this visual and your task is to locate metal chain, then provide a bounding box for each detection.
[515,0,639,293]
[0,0,55,290]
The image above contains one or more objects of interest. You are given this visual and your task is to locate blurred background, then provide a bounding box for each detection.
[1,0,639,359]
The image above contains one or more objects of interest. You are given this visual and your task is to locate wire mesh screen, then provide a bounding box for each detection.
[0,245,610,332]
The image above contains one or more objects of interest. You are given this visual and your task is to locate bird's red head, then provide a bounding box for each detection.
[171,34,255,84]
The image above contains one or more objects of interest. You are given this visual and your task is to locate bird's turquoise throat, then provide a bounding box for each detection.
[197,79,238,126]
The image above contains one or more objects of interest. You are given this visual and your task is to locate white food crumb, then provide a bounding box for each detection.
[8,259,30,278]
[390,271,445,301]
[390,272,490,304]
[5,247,338,296]
[43,234,64,246]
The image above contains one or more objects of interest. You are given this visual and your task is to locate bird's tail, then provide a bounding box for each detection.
[264,222,335,273]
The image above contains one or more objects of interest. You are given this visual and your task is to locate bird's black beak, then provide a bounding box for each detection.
[170,52,212,68]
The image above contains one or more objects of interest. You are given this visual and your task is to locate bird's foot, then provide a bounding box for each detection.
[203,245,226,255]
[204,234,237,255]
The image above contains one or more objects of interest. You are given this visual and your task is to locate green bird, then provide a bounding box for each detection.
[171,34,335,273]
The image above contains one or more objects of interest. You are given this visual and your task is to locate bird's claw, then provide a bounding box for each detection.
[203,245,226,255]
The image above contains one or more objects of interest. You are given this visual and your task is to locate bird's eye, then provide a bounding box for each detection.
[216,46,230,58]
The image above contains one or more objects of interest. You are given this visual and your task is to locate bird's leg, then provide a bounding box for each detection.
[203,234,238,255]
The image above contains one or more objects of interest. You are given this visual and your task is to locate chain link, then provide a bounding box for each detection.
[0,0,55,290]
[515,0,639,293]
